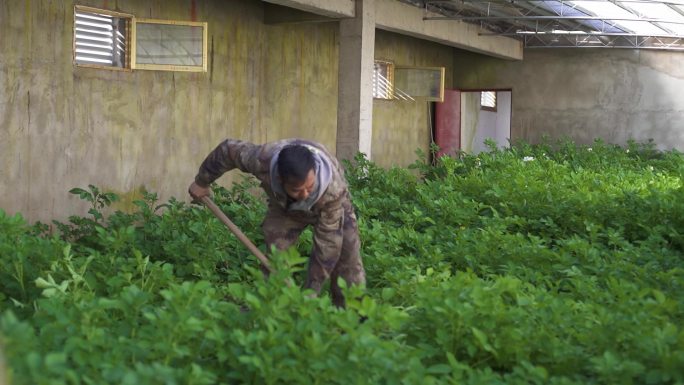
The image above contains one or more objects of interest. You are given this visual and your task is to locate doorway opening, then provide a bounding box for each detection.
[434,89,512,156]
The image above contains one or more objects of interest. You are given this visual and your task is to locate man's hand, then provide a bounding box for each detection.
[188,182,211,202]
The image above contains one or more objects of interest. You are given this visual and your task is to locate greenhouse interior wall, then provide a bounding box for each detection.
[9,0,679,225]
[372,30,455,168]
[453,48,684,149]
[2,0,346,224]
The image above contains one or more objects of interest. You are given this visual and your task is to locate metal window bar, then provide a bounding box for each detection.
[481,91,496,108]
[373,71,416,101]
[372,66,390,99]
[75,10,126,67]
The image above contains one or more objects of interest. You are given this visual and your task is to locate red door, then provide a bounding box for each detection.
[434,89,461,158]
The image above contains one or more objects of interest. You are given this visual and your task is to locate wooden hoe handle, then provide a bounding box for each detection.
[200,196,272,273]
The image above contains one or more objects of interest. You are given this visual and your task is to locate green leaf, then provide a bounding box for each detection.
[471,327,496,355]
[652,289,665,303]
[45,352,67,369]
[35,277,52,289]
[426,364,452,374]
[381,287,395,301]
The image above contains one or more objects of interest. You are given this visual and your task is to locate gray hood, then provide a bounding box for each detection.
[269,144,333,211]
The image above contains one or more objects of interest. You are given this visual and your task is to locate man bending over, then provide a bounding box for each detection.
[188,138,365,307]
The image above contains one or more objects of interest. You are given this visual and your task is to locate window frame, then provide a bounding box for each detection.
[73,7,208,73]
[131,18,208,72]
[394,66,445,102]
[73,5,133,71]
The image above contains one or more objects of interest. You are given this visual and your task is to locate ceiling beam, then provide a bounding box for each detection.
[519,34,684,49]
[375,0,524,59]
[264,3,335,24]
[426,0,552,33]
[419,0,684,49]
[481,31,684,37]
[261,0,355,18]
[668,4,684,16]
[424,15,684,24]
[428,0,684,5]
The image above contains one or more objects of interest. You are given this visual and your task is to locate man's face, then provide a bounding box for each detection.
[282,169,316,201]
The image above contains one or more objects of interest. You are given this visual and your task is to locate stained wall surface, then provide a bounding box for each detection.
[1,0,340,223]
[453,49,684,149]
[372,30,454,168]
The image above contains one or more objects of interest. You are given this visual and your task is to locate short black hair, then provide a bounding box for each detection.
[277,144,315,183]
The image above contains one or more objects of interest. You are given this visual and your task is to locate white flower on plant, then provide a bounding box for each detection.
[587,147,593,152]
[523,156,535,162]
[626,149,630,153]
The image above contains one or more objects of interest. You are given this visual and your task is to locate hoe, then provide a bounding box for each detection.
[200,196,273,274]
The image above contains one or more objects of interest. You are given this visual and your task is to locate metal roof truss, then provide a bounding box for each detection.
[407,0,684,50]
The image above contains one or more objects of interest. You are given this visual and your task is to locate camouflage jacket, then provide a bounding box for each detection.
[194,138,351,274]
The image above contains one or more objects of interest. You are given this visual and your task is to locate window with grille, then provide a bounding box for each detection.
[481,91,497,111]
[373,60,394,100]
[74,6,131,69]
[73,7,208,72]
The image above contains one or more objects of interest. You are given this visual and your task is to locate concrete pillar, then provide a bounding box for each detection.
[336,0,375,161]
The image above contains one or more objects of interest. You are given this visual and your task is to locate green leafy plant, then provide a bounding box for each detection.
[2,140,684,384]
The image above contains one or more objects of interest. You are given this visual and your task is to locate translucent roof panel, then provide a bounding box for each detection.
[570,1,671,35]
[537,0,626,33]
[413,0,684,49]
[625,1,684,35]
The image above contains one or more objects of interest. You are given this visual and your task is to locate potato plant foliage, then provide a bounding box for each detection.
[1,139,684,384]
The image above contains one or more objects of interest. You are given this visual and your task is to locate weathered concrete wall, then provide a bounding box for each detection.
[372,30,454,167]
[453,49,684,149]
[0,0,339,223]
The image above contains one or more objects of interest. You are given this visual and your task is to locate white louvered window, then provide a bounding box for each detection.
[74,7,131,69]
[481,91,497,111]
[373,61,394,100]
